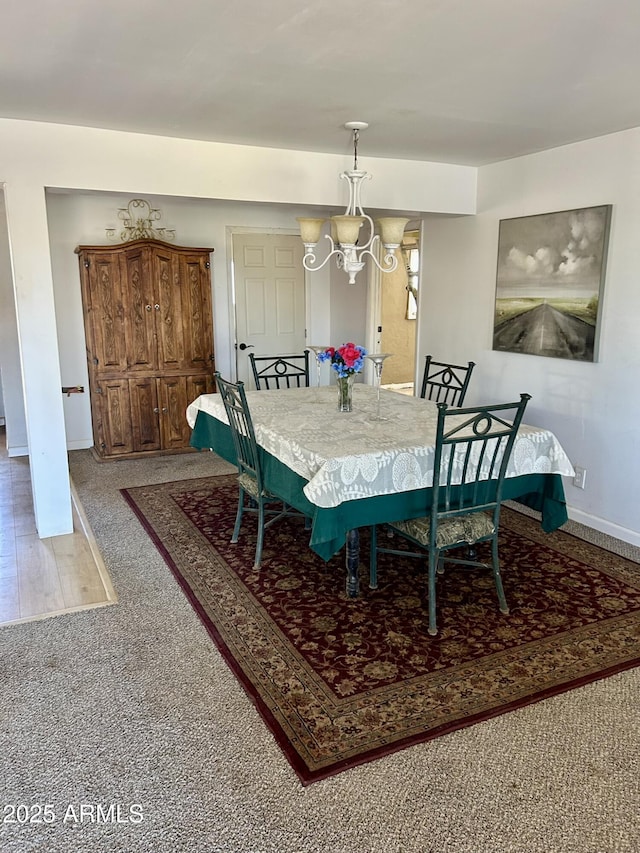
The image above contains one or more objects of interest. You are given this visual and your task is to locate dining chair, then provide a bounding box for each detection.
[248,352,310,390]
[215,373,306,570]
[369,393,531,636]
[419,355,476,405]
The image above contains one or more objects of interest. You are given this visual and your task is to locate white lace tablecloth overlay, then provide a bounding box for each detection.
[186,385,574,509]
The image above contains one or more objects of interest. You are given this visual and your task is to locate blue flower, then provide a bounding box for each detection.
[320,343,367,377]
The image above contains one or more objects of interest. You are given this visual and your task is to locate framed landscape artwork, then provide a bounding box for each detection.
[492,205,612,362]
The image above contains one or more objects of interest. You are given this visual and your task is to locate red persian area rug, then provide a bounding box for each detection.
[121,475,640,785]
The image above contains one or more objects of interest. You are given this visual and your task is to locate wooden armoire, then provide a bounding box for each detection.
[75,239,216,459]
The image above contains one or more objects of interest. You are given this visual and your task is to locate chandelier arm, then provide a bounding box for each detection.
[301,234,342,272]
[341,172,355,215]
[357,212,376,253]
[341,171,372,217]
[356,245,400,275]
[354,173,373,214]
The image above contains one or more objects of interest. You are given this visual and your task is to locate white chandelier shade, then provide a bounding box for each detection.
[297,122,410,284]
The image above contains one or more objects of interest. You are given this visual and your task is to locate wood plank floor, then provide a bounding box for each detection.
[0,427,116,626]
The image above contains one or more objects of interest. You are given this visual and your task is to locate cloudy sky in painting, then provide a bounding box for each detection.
[496,206,610,298]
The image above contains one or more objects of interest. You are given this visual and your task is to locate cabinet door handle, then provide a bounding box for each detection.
[146,304,152,311]
[154,304,160,310]
[162,407,168,413]
[153,407,159,413]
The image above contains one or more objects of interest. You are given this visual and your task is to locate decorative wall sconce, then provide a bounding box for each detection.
[106,198,176,242]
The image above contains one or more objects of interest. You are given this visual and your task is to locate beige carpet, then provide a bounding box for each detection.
[0,447,638,853]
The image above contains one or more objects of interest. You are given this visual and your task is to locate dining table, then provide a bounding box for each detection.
[186,383,575,597]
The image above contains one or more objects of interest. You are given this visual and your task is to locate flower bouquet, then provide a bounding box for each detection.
[318,342,367,411]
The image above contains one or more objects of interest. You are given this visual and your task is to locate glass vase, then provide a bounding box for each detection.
[337,375,355,412]
[365,353,392,421]
[306,345,329,404]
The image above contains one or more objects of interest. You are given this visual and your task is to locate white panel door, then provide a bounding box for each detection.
[233,233,306,385]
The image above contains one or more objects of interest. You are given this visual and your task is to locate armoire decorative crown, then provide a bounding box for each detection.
[106,198,176,243]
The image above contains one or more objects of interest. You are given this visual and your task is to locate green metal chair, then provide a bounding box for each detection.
[216,373,306,569]
[369,393,531,636]
[249,352,310,390]
[419,355,475,405]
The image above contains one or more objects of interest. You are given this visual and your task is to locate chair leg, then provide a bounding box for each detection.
[427,549,438,636]
[491,537,509,614]
[369,525,378,589]
[231,488,245,543]
[253,499,266,570]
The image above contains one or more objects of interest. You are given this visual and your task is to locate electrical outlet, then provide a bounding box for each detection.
[573,465,587,489]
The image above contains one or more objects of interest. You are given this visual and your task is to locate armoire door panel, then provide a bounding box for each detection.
[180,255,214,370]
[153,248,185,369]
[122,247,157,371]
[129,377,162,452]
[83,255,129,372]
[95,379,134,457]
[158,376,191,450]
[186,373,216,403]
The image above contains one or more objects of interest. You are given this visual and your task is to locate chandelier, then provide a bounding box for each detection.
[297,122,410,284]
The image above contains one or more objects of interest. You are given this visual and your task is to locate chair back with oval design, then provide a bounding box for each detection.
[370,393,531,636]
[249,352,310,390]
[419,355,475,406]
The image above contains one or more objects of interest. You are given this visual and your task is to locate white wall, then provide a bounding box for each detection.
[419,127,640,545]
[0,119,477,213]
[47,191,383,444]
[0,189,27,447]
[46,191,334,447]
[0,118,476,538]
[330,261,368,363]
[3,118,637,546]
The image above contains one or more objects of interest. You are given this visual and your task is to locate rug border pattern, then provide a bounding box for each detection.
[121,475,640,784]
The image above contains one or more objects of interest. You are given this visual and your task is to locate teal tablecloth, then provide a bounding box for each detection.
[190,410,569,561]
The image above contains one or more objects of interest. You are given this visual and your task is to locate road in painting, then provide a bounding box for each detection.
[493,303,595,360]
[493,206,611,362]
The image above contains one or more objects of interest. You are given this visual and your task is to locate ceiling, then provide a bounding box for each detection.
[2,0,640,167]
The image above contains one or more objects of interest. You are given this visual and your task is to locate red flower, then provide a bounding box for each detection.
[339,343,360,368]
[318,343,366,376]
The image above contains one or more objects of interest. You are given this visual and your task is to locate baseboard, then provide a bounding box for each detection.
[506,499,640,561]
[7,440,93,457]
[70,478,118,604]
[567,506,640,549]
[7,444,29,457]
[66,439,94,451]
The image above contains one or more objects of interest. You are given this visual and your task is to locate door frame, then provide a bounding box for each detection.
[365,218,424,390]
[225,225,309,382]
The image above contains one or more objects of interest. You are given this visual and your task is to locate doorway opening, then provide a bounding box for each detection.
[375,227,420,396]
